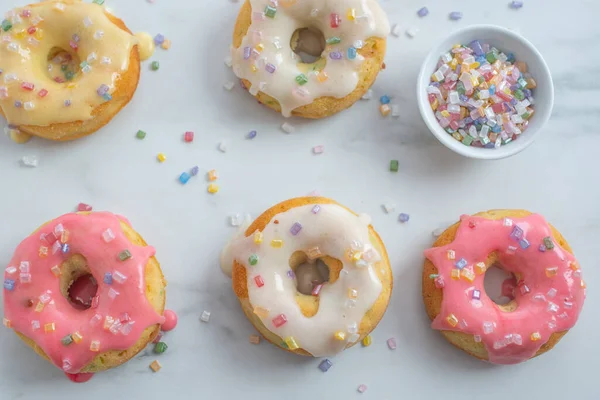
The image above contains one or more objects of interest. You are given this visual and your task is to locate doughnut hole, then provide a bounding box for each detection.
[290,27,326,64]
[289,250,342,318]
[46,47,82,84]
[484,260,518,308]
[60,254,98,310]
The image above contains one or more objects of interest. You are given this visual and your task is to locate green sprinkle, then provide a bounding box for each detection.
[65,71,75,81]
[326,37,341,45]
[513,89,525,101]
[543,237,554,250]
[295,74,308,85]
[1,19,12,32]
[485,52,497,64]
[248,254,258,266]
[92,0,105,5]
[154,342,168,354]
[522,112,532,120]
[136,130,146,139]
[462,135,473,146]
[151,61,160,71]
[119,250,132,261]
[457,81,466,96]
[61,335,73,346]
[264,5,277,18]
[389,160,399,172]
[429,274,439,279]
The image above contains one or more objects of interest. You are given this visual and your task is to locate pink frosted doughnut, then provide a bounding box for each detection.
[422,210,586,364]
[2,212,167,375]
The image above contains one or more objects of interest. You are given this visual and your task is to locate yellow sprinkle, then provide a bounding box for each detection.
[34,302,45,313]
[306,246,322,259]
[157,153,166,163]
[348,288,358,299]
[253,231,263,244]
[470,62,480,69]
[255,43,264,52]
[430,98,439,111]
[149,360,161,372]
[38,246,48,258]
[351,251,362,262]
[250,65,258,73]
[475,262,487,275]
[249,334,261,344]
[545,267,558,278]
[446,314,459,327]
[3,318,12,328]
[317,71,328,83]
[569,261,579,271]
[440,110,450,118]
[460,269,475,283]
[50,265,61,277]
[44,322,56,333]
[60,230,69,244]
[161,39,171,50]
[347,8,356,20]
[270,239,283,248]
[451,269,460,280]
[447,250,456,260]
[66,83,77,89]
[362,335,372,347]
[207,169,218,181]
[207,184,219,194]
[452,132,463,141]
[284,336,299,350]
[581,279,586,289]
[379,104,391,116]
[530,332,541,341]
[253,306,269,319]
[14,30,26,39]
[333,331,346,341]
[72,331,83,343]
[34,29,44,40]
[449,58,458,69]
[452,44,461,49]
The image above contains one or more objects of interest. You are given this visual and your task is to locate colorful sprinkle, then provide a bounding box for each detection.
[200,310,211,322]
[510,1,524,9]
[154,342,168,354]
[184,131,194,142]
[157,153,166,163]
[151,61,160,71]
[136,130,146,139]
[449,11,463,20]
[118,250,132,261]
[249,334,261,344]
[357,384,367,394]
[149,360,161,372]
[179,172,191,184]
[272,314,287,328]
[318,359,332,372]
[417,7,429,17]
[247,130,257,139]
[398,213,410,223]
[207,184,219,194]
[290,222,302,236]
[389,160,399,172]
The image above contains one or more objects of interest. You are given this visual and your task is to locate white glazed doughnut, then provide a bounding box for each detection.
[221,197,393,356]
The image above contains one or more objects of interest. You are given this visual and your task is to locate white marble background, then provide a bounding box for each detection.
[0,0,598,399]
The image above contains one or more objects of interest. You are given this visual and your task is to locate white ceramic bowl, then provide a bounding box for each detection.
[417,25,554,160]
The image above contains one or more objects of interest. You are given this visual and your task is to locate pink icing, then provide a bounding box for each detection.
[425,214,586,364]
[3,212,165,373]
[161,309,178,332]
[65,372,94,383]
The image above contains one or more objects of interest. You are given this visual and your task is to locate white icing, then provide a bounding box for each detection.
[231,0,390,117]
[220,203,383,357]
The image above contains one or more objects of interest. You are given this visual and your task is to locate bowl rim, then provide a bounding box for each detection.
[416,24,555,160]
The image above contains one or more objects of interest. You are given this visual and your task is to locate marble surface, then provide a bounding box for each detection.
[0,0,597,399]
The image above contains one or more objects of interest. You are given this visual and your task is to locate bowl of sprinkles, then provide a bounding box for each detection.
[417,25,554,159]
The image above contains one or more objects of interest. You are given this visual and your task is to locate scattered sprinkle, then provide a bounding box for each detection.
[149,360,161,372]
[432,227,445,237]
[154,34,165,45]
[224,56,233,67]
[150,61,160,71]
[510,1,524,9]
[281,122,295,134]
[387,337,397,350]
[382,202,396,214]
[207,183,219,194]
[229,214,242,226]
[21,155,38,168]
[161,40,171,50]
[136,130,146,139]
[191,166,199,176]
[207,169,218,181]
[417,6,429,17]
[380,104,391,116]
[200,310,211,322]
[449,11,463,20]
[380,95,390,105]
[312,145,324,154]
[357,384,367,393]
[362,335,372,347]
[218,140,230,152]
[154,342,168,354]
[249,334,261,344]
[77,203,92,212]
[391,104,400,117]
[179,172,191,185]
[389,160,399,172]
[361,89,373,100]
[157,153,166,163]
[391,23,401,37]
[247,130,257,139]
[223,81,235,91]
[398,213,410,223]
[318,359,332,372]
[406,28,419,38]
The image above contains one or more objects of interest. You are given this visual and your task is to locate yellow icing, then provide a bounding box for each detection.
[134,32,154,61]
[0,0,138,127]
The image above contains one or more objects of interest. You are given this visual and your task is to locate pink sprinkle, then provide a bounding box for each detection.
[152,331,164,343]
[357,384,367,393]
[21,82,34,91]
[38,89,48,98]
[387,337,397,350]
[272,314,287,328]
[184,131,194,143]
[311,284,323,296]
[312,145,324,154]
[77,203,92,212]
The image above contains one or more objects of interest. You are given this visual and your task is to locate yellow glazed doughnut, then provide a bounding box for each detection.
[221,197,392,356]
[3,212,168,378]
[422,210,586,364]
[231,0,389,119]
[0,0,141,142]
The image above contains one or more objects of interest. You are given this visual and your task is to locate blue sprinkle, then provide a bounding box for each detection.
[519,239,530,249]
[538,244,546,252]
[492,125,502,133]
[347,46,357,60]
[510,1,524,9]
[247,130,257,139]
[154,34,165,45]
[489,84,496,95]
[3,279,15,291]
[102,93,112,102]
[469,40,484,56]
[318,359,332,372]
[510,225,524,241]
[507,53,516,63]
[104,272,113,284]
[455,258,467,269]
[179,172,191,185]
[61,243,70,254]
[190,166,199,176]
[417,7,429,17]
[449,11,463,20]
[14,100,22,108]
[398,213,410,223]
[380,95,391,105]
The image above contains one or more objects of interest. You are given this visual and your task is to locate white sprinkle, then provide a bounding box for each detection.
[391,104,400,117]
[382,202,396,214]
[406,28,419,38]
[23,101,35,111]
[432,227,445,237]
[224,56,233,67]
[361,89,373,100]
[83,16,93,27]
[391,23,401,37]
[200,310,211,322]
[218,140,230,152]
[312,145,324,154]
[229,214,242,227]
[223,81,235,91]
[21,155,38,167]
[281,122,295,134]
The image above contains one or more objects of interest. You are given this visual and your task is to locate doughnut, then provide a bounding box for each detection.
[422,210,586,364]
[2,212,167,376]
[231,0,389,119]
[0,0,141,142]
[221,197,392,356]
